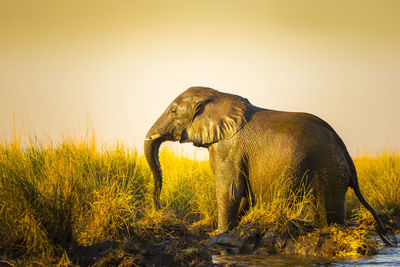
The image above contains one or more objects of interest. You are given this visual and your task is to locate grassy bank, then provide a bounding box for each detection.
[0,136,399,264]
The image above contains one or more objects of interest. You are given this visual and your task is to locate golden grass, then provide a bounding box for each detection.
[346,149,400,226]
[0,134,398,262]
[0,136,150,260]
[158,148,216,223]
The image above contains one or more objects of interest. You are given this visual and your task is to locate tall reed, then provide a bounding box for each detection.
[0,136,150,259]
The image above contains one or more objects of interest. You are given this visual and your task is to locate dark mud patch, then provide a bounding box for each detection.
[68,235,213,266]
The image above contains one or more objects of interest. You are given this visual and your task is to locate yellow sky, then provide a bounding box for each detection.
[1,0,399,156]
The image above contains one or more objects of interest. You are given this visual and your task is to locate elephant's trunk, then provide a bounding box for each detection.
[144,121,169,210]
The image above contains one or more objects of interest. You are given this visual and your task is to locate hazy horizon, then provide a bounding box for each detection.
[1,0,399,158]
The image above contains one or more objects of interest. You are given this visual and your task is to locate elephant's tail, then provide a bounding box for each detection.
[321,118,396,246]
[350,177,395,246]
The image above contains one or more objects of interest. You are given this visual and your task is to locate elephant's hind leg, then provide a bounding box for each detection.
[322,179,347,225]
[326,201,346,225]
[312,171,347,226]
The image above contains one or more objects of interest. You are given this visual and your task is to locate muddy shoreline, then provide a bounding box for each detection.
[2,217,398,266]
[65,218,399,266]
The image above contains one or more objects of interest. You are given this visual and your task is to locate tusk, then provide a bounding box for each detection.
[145,133,162,141]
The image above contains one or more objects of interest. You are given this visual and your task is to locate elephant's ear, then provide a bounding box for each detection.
[184,94,248,146]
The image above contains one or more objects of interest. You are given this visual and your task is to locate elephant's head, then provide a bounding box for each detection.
[144,86,250,209]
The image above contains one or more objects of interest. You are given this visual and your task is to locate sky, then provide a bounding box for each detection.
[1,0,399,158]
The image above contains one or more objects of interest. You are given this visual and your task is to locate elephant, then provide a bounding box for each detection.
[144,86,392,245]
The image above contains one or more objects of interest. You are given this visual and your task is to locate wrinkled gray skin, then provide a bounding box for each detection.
[144,87,392,245]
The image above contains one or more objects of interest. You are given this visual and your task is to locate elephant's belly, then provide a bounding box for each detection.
[247,147,306,201]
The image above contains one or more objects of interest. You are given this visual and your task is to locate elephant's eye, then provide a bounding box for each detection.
[170,107,177,114]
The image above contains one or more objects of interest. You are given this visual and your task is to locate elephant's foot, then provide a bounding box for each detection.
[209,232,244,255]
[209,230,260,255]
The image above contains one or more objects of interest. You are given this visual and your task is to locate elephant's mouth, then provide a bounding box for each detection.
[179,129,189,143]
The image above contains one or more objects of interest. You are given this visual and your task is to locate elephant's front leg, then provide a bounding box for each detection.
[213,161,248,233]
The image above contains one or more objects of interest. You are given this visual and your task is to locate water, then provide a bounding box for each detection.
[212,234,400,266]
[335,245,400,266]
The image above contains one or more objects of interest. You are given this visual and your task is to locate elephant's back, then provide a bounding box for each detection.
[242,109,338,154]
